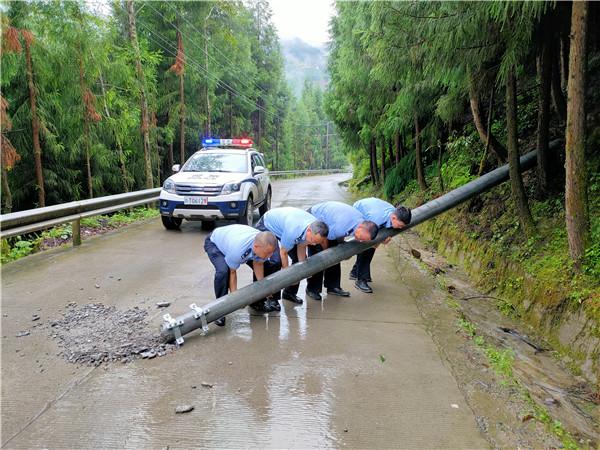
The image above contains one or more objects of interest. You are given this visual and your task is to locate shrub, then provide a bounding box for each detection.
[384,151,416,199]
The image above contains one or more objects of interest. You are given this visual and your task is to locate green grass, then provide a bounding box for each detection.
[455,316,580,449]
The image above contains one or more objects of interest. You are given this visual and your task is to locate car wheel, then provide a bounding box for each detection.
[162,215,182,230]
[238,196,254,225]
[259,188,271,216]
[201,220,215,231]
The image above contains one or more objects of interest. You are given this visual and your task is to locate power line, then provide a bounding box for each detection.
[135,15,331,131]
[157,2,270,99]
[147,2,331,131]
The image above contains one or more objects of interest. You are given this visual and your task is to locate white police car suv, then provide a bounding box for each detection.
[159,138,271,230]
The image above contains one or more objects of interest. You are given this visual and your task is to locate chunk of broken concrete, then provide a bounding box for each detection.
[16,330,30,337]
[156,302,171,308]
[175,405,194,414]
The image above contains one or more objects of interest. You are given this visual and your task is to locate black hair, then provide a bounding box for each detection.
[361,220,379,240]
[393,206,412,225]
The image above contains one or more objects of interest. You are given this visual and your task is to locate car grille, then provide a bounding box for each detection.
[174,183,223,196]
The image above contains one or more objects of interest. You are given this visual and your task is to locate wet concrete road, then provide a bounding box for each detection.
[1,174,487,448]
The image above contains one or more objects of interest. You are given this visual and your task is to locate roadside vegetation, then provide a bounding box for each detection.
[326,2,599,380]
[0,206,157,263]
[0,1,346,215]
[456,316,581,450]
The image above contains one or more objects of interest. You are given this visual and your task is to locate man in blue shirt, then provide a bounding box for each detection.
[351,198,412,293]
[305,201,379,300]
[256,207,329,304]
[204,224,279,326]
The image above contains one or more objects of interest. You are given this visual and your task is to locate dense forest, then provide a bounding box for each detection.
[0,0,345,213]
[326,1,599,379]
[326,1,599,272]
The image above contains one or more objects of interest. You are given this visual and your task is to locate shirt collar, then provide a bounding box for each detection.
[295,227,308,244]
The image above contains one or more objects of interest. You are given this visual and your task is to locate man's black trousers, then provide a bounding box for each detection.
[204,235,281,306]
[255,216,300,296]
[306,239,341,292]
[350,247,376,281]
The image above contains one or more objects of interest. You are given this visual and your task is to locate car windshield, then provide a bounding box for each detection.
[182,152,248,173]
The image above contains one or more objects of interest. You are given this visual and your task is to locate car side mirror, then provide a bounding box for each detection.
[172,164,181,173]
[254,165,265,174]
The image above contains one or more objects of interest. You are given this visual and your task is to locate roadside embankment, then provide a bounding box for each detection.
[415,207,599,386]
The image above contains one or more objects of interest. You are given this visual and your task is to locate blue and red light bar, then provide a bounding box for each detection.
[202,138,254,148]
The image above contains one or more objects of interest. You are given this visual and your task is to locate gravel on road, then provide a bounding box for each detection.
[49,302,177,365]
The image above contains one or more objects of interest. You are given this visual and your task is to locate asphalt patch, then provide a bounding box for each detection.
[49,303,177,365]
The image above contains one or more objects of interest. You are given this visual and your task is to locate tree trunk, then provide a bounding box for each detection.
[126,0,153,189]
[179,72,185,165]
[437,141,444,192]
[257,99,262,148]
[506,68,535,237]
[478,86,496,176]
[370,138,378,184]
[380,139,386,182]
[1,167,12,213]
[229,90,233,136]
[77,46,93,199]
[536,37,552,198]
[560,23,570,91]
[387,137,394,169]
[99,72,128,192]
[275,119,279,170]
[204,24,212,138]
[23,36,45,207]
[551,53,568,123]
[168,141,174,171]
[565,0,589,269]
[468,80,507,163]
[394,133,400,165]
[414,114,428,191]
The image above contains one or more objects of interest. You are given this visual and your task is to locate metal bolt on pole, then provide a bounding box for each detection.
[161,150,539,344]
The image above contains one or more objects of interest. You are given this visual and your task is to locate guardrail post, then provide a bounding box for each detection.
[72,219,81,246]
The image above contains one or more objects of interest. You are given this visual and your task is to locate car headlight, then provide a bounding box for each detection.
[163,179,176,194]
[221,183,241,195]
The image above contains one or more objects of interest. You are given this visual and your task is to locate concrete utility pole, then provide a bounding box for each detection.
[161,150,540,344]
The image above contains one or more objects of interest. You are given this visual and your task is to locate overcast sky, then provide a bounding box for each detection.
[269,0,335,47]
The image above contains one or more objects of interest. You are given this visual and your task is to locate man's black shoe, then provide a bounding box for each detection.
[267,299,281,311]
[354,280,373,293]
[250,301,271,312]
[282,291,303,304]
[305,289,322,301]
[215,317,226,327]
[327,287,351,297]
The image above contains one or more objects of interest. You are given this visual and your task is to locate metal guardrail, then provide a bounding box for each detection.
[0,169,348,244]
[269,169,348,176]
[0,188,161,244]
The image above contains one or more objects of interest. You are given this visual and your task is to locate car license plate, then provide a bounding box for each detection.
[184,196,208,206]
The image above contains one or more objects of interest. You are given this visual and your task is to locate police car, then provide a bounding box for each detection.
[159,138,272,230]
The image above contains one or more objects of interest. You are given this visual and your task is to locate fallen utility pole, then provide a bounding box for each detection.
[161,150,538,344]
